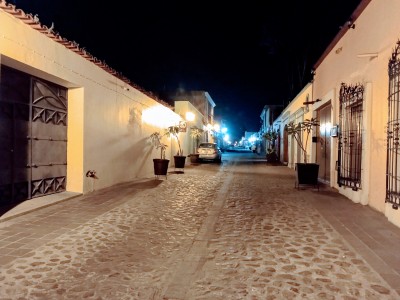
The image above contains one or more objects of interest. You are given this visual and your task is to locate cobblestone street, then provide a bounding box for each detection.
[0,152,399,299]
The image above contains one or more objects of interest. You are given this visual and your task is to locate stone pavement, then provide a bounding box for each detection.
[0,152,400,299]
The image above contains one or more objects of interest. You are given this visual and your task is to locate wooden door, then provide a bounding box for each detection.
[316,104,331,183]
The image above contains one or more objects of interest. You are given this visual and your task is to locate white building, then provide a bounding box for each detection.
[0,2,198,205]
[273,0,400,228]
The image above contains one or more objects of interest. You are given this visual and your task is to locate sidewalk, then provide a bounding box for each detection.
[307,188,400,296]
[0,191,82,222]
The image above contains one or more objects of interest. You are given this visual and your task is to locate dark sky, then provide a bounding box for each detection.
[11,0,362,141]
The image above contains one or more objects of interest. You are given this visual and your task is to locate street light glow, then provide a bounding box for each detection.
[142,105,180,128]
[185,111,195,122]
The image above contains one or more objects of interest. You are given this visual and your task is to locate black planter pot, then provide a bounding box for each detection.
[189,153,200,164]
[153,159,169,177]
[295,163,319,190]
[266,151,279,164]
[174,155,186,169]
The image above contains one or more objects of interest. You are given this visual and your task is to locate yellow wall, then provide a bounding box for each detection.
[67,88,84,192]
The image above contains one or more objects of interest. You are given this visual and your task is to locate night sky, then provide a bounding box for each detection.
[10,0,362,142]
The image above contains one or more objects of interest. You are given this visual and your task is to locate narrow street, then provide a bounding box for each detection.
[0,152,399,299]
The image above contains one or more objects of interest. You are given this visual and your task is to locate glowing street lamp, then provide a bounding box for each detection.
[185,111,195,122]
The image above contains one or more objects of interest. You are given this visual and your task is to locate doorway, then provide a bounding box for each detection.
[316,104,331,183]
[0,66,67,208]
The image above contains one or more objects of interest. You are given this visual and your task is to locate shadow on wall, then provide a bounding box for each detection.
[124,136,154,177]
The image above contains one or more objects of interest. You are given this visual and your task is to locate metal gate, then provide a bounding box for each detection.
[0,66,67,207]
[337,83,364,190]
[386,41,400,208]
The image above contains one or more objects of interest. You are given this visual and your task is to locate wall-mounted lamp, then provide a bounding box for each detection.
[185,111,195,122]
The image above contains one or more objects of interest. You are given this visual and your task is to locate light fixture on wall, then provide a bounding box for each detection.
[185,111,195,122]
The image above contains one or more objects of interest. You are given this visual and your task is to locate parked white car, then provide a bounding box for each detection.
[197,142,222,163]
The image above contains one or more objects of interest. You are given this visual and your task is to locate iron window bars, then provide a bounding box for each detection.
[338,82,364,191]
[386,40,400,208]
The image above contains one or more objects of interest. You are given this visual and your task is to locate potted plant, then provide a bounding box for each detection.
[286,117,320,189]
[189,126,204,163]
[149,131,169,177]
[165,125,186,169]
[263,128,279,164]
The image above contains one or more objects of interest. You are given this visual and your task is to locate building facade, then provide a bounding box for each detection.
[170,90,217,144]
[259,105,283,155]
[273,0,400,228]
[0,2,193,207]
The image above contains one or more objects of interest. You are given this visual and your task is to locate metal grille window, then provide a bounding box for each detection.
[386,41,400,208]
[337,83,364,190]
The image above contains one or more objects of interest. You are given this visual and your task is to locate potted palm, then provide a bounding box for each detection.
[165,125,186,169]
[149,131,169,177]
[189,126,204,163]
[286,117,320,189]
[263,128,279,164]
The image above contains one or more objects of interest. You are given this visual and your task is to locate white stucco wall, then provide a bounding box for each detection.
[312,0,400,225]
[278,84,314,168]
[0,7,181,194]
